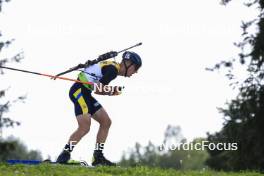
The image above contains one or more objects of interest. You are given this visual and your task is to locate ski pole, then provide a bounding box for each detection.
[0,66,94,86]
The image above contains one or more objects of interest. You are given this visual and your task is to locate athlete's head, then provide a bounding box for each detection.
[119,51,142,77]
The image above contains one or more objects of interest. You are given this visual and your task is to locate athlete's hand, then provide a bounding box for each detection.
[110,86,124,96]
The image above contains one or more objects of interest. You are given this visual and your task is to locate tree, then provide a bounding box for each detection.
[0,0,40,161]
[0,0,25,138]
[0,136,42,161]
[120,125,209,170]
[206,0,264,171]
[0,0,10,12]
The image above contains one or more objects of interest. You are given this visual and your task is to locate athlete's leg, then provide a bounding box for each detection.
[68,113,91,146]
[67,83,93,147]
[57,82,92,163]
[92,107,112,143]
[91,107,116,166]
[56,113,91,163]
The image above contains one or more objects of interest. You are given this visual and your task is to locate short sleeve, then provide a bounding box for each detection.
[99,65,118,85]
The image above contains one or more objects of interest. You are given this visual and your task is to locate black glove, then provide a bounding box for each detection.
[109,86,124,96]
[115,86,124,92]
[98,51,118,61]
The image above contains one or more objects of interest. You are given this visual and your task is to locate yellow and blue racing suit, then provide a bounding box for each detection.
[69,61,120,116]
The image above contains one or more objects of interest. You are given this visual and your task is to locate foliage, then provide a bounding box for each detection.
[0,0,11,12]
[120,125,209,170]
[206,0,264,171]
[0,136,42,161]
[0,0,38,162]
[0,0,25,137]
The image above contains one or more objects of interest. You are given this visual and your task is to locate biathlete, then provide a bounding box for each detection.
[56,51,142,166]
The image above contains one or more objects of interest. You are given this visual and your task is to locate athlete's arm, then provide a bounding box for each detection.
[94,65,120,95]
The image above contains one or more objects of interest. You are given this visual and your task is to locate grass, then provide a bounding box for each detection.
[0,163,263,176]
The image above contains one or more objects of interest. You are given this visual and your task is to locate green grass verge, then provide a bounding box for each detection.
[0,163,263,176]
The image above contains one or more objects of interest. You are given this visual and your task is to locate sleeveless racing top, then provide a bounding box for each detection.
[78,61,120,90]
